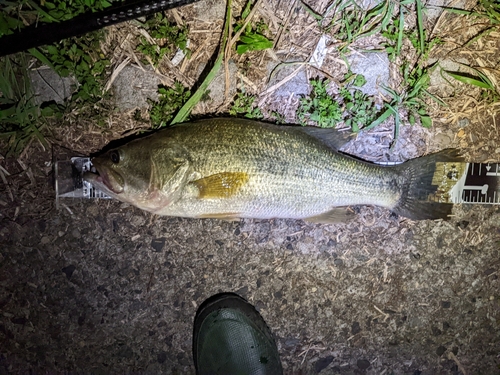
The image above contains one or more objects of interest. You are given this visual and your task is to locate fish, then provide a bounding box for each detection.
[83,117,462,222]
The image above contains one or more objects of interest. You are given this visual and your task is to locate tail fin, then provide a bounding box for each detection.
[393,149,463,220]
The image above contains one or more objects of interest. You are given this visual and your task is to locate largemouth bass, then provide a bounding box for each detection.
[84,118,462,222]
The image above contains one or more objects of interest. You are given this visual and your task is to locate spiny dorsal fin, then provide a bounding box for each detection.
[192,172,249,199]
[297,127,352,150]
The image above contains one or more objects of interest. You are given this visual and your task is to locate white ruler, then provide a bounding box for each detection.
[377,161,500,204]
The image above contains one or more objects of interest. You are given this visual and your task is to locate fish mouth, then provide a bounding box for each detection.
[84,162,124,195]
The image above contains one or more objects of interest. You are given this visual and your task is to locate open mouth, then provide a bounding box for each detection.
[84,163,123,195]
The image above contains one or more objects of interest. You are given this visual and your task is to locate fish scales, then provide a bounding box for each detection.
[161,119,398,218]
[85,118,463,221]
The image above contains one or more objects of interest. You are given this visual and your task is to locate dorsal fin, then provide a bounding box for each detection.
[296,127,352,150]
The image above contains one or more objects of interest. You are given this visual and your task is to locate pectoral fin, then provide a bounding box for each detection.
[192,172,249,199]
[305,208,353,224]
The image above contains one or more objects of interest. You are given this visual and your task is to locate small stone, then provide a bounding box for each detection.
[334,258,343,267]
[41,237,51,245]
[151,238,166,252]
[436,346,447,356]
[357,359,370,370]
[431,326,442,336]
[284,337,300,348]
[441,301,451,308]
[315,355,334,373]
[71,229,81,239]
[62,265,76,280]
[11,317,27,325]
[458,118,470,127]
[157,351,167,364]
[351,321,361,335]
[484,268,495,276]
[236,286,249,297]
[58,231,65,237]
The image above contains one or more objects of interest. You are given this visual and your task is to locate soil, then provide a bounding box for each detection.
[1,0,500,374]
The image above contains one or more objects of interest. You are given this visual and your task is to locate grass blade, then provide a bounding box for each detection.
[396,6,404,56]
[28,48,57,71]
[444,70,494,89]
[170,0,232,124]
[300,1,323,21]
[416,0,425,56]
[363,106,392,131]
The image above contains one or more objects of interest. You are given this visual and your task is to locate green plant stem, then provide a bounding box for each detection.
[170,0,232,124]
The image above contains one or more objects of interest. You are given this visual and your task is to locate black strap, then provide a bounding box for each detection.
[0,0,201,57]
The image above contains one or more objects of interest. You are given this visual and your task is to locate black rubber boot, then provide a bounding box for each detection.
[193,293,283,375]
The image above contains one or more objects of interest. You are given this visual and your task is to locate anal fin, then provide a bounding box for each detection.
[304,208,353,224]
[198,212,241,222]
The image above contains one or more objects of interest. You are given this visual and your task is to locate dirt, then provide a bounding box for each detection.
[1,0,500,374]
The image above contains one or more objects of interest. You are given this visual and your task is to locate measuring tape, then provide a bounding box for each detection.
[433,162,499,204]
[377,161,500,205]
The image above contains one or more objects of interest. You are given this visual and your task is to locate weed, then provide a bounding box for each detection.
[0,0,114,154]
[444,64,499,102]
[0,55,51,156]
[0,0,112,37]
[149,82,191,128]
[270,111,286,124]
[406,30,442,60]
[365,64,434,147]
[330,0,394,51]
[235,0,273,54]
[137,13,190,66]
[297,75,381,131]
[381,16,404,61]
[229,91,263,119]
[297,78,342,128]
[444,0,500,25]
[43,31,110,104]
[171,0,233,125]
[340,88,379,133]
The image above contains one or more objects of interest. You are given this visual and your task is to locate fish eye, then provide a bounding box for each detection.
[110,150,120,164]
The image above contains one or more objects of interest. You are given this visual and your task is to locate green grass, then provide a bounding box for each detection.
[0,0,113,37]
[328,0,394,52]
[0,55,51,156]
[42,31,111,104]
[137,13,190,66]
[297,74,381,131]
[444,64,499,102]
[443,0,500,25]
[0,0,114,155]
[149,82,191,128]
[297,78,342,128]
[229,91,263,119]
[366,64,442,148]
[234,0,273,54]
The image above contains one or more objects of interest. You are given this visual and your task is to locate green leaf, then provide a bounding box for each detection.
[420,115,432,128]
[353,74,367,87]
[445,70,494,89]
